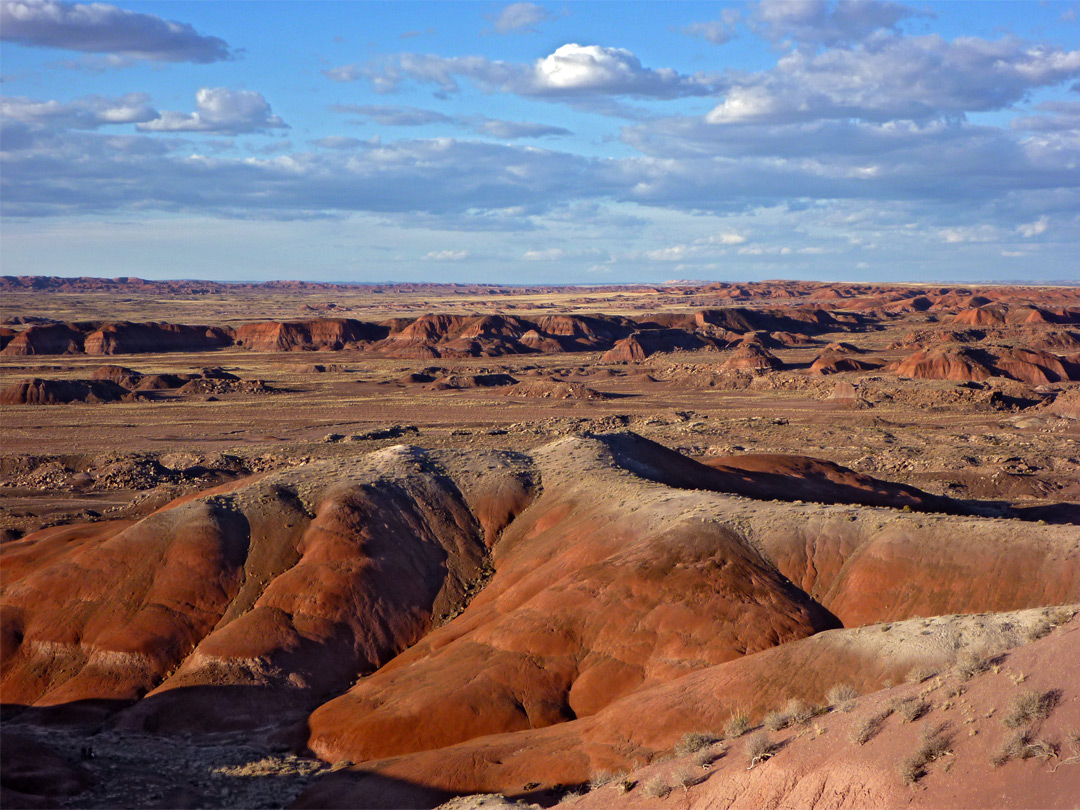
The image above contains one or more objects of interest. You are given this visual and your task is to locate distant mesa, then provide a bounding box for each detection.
[896,345,1078,385]
[721,342,783,372]
[83,322,233,355]
[600,329,715,363]
[1,366,274,405]
[234,319,387,352]
[0,305,851,361]
[0,377,134,405]
[809,349,883,375]
[1,323,87,356]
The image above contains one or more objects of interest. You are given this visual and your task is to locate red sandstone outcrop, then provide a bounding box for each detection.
[0,323,86,356]
[91,365,144,388]
[896,345,1077,384]
[1028,329,1080,351]
[5,432,1080,808]
[600,329,714,362]
[895,346,995,381]
[991,347,1074,385]
[431,373,518,390]
[1049,388,1080,419]
[953,306,1007,326]
[1,449,535,730]
[294,450,1080,807]
[531,315,634,350]
[498,380,608,400]
[721,342,783,372]
[233,319,385,352]
[0,378,132,405]
[303,436,839,765]
[83,322,233,355]
[809,350,882,375]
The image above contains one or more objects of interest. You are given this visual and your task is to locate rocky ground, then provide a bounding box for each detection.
[3,722,329,810]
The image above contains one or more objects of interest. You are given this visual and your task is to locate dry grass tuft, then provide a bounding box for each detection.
[745,731,777,767]
[992,728,1058,766]
[724,708,750,739]
[1002,689,1059,729]
[588,771,618,790]
[642,776,671,799]
[765,699,814,731]
[892,696,931,723]
[956,648,994,681]
[852,707,893,746]
[764,708,790,732]
[785,698,815,726]
[826,683,858,709]
[1026,620,1052,642]
[897,726,951,784]
[674,731,721,756]
[695,745,725,768]
[673,766,704,792]
[905,666,936,685]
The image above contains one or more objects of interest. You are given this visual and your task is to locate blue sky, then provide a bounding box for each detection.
[1,0,1078,284]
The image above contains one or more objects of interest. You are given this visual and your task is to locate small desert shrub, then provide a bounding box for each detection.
[1026,620,1052,642]
[764,708,790,732]
[892,696,931,723]
[992,729,1058,766]
[1003,689,1059,728]
[642,776,672,799]
[1044,606,1077,627]
[852,708,892,746]
[674,730,721,756]
[617,777,636,793]
[588,771,617,790]
[745,731,776,766]
[956,648,994,681]
[724,708,750,739]
[695,745,725,768]
[826,683,858,707]
[905,666,935,685]
[916,728,952,762]
[785,698,814,726]
[897,755,923,786]
[673,766,703,792]
[898,727,951,784]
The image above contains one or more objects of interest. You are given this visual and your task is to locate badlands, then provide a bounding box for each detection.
[1,277,1079,809]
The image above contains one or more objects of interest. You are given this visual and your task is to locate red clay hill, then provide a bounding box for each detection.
[4,434,1078,808]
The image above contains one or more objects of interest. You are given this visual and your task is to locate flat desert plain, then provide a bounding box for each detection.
[2,277,1079,809]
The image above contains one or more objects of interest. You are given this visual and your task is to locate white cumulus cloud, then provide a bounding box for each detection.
[0,92,156,128]
[138,88,288,135]
[325,43,722,100]
[0,0,232,62]
[706,34,1080,125]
